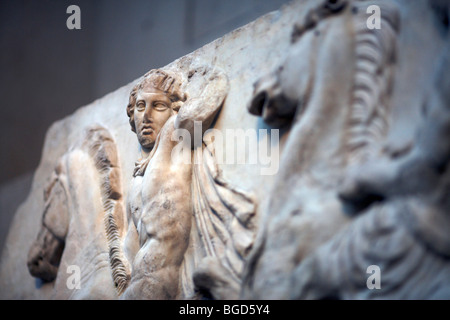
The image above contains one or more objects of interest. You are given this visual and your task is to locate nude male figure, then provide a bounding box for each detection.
[121,68,228,299]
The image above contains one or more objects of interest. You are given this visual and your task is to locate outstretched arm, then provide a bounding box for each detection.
[174,69,229,140]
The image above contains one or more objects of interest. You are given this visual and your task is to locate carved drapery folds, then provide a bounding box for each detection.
[242,0,450,299]
[189,142,256,299]
[27,66,257,300]
[24,0,450,300]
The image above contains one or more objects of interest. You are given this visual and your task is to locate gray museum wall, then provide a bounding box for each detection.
[0,0,291,256]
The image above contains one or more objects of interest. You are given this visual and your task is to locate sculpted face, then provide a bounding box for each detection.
[134,87,174,149]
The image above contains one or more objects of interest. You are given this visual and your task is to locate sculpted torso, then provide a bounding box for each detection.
[121,68,227,299]
[123,116,193,299]
[26,68,229,300]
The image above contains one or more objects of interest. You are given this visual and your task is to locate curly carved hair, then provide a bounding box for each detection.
[126,69,187,133]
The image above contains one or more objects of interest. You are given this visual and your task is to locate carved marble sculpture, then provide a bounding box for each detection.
[241,0,450,299]
[1,0,449,300]
[28,126,121,298]
[25,66,256,299]
[120,67,255,299]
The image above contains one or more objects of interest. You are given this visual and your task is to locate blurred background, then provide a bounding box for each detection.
[0,0,291,255]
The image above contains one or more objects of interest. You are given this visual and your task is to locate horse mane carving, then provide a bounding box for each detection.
[84,127,130,295]
[345,1,400,164]
[27,125,129,296]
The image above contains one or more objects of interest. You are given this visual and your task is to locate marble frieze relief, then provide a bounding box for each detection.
[0,0,449,300]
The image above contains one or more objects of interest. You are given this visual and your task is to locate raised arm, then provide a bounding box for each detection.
[174,69,229,139]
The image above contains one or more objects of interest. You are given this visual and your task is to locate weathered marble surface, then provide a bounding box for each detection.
[1,0,449,299]
[241,0,450,300]
[0,0,291,299]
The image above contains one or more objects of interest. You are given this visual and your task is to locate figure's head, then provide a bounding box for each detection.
[127,69,186,149]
